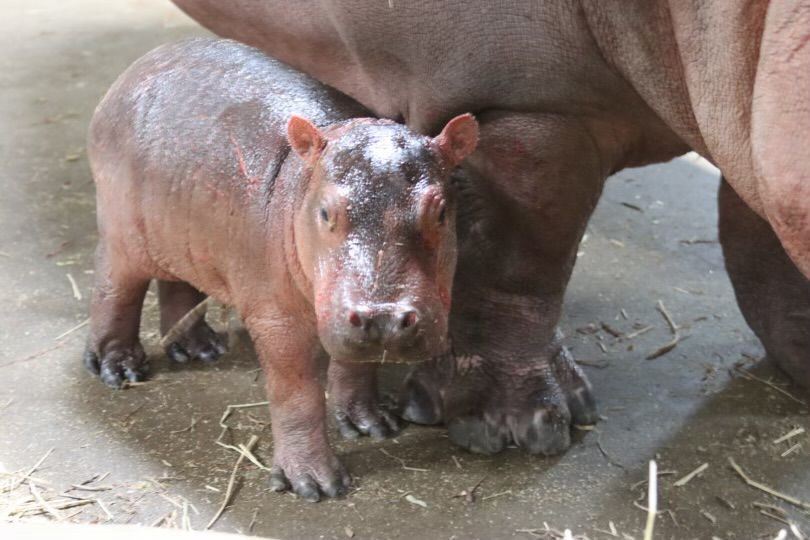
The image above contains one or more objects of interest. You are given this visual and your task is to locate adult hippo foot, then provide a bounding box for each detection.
[718,179,810,391]
[84,344,149,389]
[163,319,227,364]
[400,336,598,456]
[268,449,351,503]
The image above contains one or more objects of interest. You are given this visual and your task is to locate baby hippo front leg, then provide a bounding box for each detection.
[328,362,400,439]
[246,309,350,502]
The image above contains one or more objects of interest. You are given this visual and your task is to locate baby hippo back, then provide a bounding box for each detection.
[91,38,366,179]
[88,38,368,290]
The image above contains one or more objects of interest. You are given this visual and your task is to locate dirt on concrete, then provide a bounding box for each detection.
[1,1,808,539]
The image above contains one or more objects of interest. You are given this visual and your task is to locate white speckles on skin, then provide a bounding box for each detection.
[364,135,403,171]
[361,132,424,174]
[345,236,373,280]
[335,184,354,200]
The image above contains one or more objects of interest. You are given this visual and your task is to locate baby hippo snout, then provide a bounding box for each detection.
[342,304,424,358]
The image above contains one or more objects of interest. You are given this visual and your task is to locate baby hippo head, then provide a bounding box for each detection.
[288,114,478,363]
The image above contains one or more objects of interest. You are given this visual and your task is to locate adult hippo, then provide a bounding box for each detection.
[171,0,810,456]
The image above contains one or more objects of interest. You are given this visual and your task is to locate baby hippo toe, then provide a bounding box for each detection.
[335,402,400,440]
[164,320,227,364]
[269,453,350,502]
[84,345,149,389]
[327,363,402,440]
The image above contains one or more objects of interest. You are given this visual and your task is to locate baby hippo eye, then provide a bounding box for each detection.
[318,207,337,232]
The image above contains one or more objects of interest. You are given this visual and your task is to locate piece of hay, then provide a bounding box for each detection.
[159,297,212,348]
[481,490,512,501]
[596,433,625,469]
[379,448,428,472]
[625,325,654,339]
[647,300,681,360]
[9,449,53,492]
[66,273,82,301]
[205,435,259,530]
[773,427,805,445]
[54,318,89,341]
[734,368,807,407]
[404,494,427,508]
[643,460,657,540]
[728,457,810,511]
[29,482,63,520]
[781,444,801,457]
[94,498,114,521]
[673,463,708,487]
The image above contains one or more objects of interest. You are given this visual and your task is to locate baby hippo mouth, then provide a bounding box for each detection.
[322,302,446,364]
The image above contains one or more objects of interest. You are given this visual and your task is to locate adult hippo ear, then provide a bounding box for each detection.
[287,115,326,164]
[432,113,479,167]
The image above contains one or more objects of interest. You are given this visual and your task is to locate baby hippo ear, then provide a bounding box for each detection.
[287,115,325,163]
[432,113,479,167]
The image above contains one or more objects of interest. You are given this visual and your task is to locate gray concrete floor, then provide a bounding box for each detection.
[1,1,809,539]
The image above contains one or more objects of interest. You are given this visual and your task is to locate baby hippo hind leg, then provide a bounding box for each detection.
[158,281,227,364]
[85,244,151,388]
[327,362,400,439]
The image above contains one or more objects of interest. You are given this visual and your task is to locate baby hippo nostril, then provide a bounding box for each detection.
[346,308,379,341]
[399,310,419,330]
[344,306,421,349]
[348,310,364,328]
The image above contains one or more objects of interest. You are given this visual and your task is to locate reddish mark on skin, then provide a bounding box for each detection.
[203,181,228,198]
[229,133,262,191]
[315,286,332,317]
[785,32,810,63]
[482,142,523,176]
[134,215,146,236]
[314,264,342,322]
[511,140,527,156]
[438,284,451,310]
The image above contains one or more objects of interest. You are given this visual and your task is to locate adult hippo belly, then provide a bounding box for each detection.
[172,0,810,455]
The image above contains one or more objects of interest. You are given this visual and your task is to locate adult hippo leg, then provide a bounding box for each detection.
[719,179,810,388]
[157,281,227,364]
[402,112,605,455]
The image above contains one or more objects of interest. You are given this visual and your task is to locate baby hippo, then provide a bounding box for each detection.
[84,38,478,501]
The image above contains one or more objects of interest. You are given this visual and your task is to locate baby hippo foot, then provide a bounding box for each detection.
[334,396,400,440]
[84,343,149,389]
[268,448,351,502]
[163,319,227,364]
[327,362,400,439]
[401,336,598,456]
